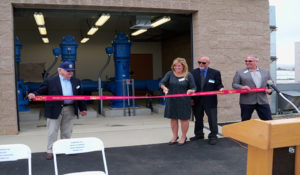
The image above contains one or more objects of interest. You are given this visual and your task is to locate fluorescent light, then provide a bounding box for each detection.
[151,16,171,28]
[95,14,110,26]
[33,12,45,26]
[42,37,49,43]
[80,38,89,43]
[38,26,47,35]
[131,29,147,36]
[87,27,98,35]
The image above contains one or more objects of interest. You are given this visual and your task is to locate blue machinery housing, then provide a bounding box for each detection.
[17,33,160,111]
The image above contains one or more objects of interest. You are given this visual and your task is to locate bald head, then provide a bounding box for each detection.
[198,56,210,70]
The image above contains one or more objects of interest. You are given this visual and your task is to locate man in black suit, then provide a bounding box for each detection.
[190,56,224,145]
[28,62,87,159]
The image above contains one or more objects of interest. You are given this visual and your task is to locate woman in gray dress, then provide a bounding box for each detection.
[159,57,196,145]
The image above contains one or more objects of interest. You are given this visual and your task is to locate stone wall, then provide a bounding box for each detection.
[0,1,17,135]
[0,0,270,135]
[192,0,270,122]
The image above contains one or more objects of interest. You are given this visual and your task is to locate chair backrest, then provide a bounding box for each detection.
[53,137,108,175]
[0,144,32,175]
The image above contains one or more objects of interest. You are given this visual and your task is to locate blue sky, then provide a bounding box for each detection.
[269,0,300,65]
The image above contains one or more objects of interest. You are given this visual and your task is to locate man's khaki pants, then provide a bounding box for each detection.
[46,106,74,153]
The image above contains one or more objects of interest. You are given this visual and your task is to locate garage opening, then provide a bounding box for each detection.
[14,7,192,129]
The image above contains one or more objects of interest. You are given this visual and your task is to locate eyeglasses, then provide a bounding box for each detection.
[245,60,253,63]
[66,70,74,72]
[198,61,206,65]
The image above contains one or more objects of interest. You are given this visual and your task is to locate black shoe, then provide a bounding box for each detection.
[168,137,179,145]
[208,138,217,145]
[177,138,187,146]
[190,135,204,141]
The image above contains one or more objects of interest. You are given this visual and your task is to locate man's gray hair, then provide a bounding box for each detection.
[247,55,259,60]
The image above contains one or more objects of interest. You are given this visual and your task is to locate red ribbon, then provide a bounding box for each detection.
[33,88,266,101]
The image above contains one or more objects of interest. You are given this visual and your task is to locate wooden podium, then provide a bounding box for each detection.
[222,118,300,175]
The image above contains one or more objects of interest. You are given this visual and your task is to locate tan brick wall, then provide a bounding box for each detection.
[192,0,270,122]
[0,0,269,135]
[0,1,18,135]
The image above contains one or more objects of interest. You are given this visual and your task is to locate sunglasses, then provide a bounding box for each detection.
[66,70,74,72]
[245,60,253,63]
[198,61,206,65]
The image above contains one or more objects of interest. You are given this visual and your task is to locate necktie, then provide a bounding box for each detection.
[200,71,205,91]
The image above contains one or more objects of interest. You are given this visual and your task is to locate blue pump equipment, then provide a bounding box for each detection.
[15,37,22,63]
[59,35,78,62]
[23,33,160,112]
[109,32,133,108]
[24,35,79,96]
[15,37,30,112]
[83,32,161,108]
[43,35,77,80]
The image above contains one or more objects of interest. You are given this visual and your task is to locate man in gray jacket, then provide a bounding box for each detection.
[232,55,273,121]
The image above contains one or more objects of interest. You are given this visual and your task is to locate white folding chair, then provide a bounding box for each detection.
[0,144,32,175]
[53,137,108,175]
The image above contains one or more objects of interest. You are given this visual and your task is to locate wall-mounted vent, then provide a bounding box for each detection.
[130,16,152,29]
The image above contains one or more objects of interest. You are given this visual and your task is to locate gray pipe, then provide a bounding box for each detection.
[43,56,59,80]
[98,54,112,114]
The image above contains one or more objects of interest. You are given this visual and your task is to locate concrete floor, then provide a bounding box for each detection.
[1,102,296,154]
[1,106,297,175]
[0,112,224,153]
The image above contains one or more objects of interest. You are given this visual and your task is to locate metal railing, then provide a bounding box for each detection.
[122,79,135,116]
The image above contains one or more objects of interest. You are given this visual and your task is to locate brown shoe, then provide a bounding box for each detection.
[45,153,53,160]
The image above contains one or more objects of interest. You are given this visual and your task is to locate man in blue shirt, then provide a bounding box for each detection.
[28,62,87,160]
[190,56,224,145]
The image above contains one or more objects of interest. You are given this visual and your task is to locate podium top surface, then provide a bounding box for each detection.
[222,118,300,150]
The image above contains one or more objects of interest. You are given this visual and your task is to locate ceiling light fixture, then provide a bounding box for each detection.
[42,37,49,43]
[151,16,171,28]
[95,14,111,26]
[80,38,89,43]
[87,27,99,35]
[131,29,147,36]
[38,26,47,35]
[33,12,45,26]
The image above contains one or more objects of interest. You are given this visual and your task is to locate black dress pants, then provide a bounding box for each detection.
[193,102,218,139]
[240,103,272,121]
